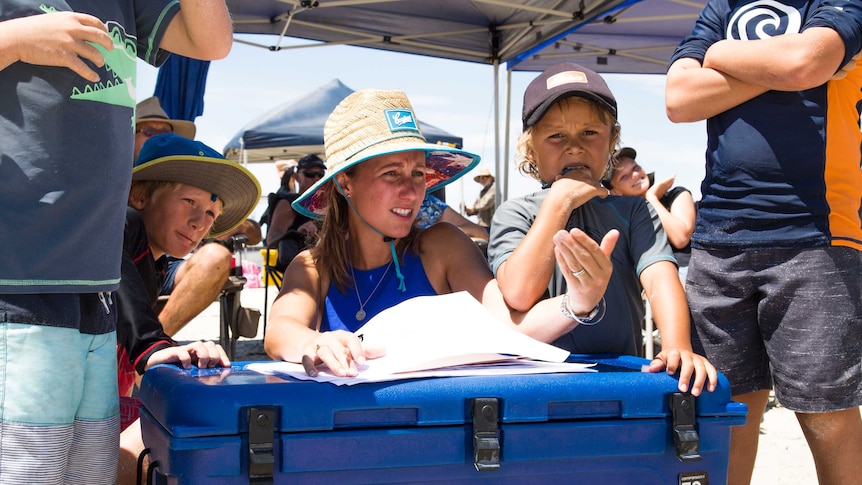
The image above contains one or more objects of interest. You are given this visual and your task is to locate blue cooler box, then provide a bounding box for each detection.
[138,355,746,484]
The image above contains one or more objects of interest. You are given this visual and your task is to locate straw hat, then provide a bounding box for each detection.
[133,134,261,237]
[136,96,196,139]
[294,89,480,218]
[473,167,495,183]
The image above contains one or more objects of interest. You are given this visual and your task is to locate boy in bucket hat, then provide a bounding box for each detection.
[134,96,261,336]
[116,134,260,483]
[487,63,716,395]
[263,89,652,379]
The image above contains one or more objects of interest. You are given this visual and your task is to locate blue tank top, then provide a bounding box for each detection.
[321,251,437,332]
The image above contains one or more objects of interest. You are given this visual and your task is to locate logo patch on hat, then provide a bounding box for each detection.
[384,109,419,133]
[546,71,589,89]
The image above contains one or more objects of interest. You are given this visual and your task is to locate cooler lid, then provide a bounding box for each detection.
[139,354,742,439]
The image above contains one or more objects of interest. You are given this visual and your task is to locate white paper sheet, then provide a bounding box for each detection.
[352,291,570,373]
[248,292,585,385]
[246,359,595,386]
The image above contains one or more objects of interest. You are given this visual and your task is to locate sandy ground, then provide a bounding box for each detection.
[173,286,825,484]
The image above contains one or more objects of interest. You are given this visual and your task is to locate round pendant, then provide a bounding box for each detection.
[355,308,366,321]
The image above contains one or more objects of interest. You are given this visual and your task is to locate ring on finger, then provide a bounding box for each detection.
[571,268,586,278]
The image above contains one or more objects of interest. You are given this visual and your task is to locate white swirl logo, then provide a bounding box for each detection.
[726,0,802,40]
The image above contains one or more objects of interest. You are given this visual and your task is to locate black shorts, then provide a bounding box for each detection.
[687,246,862,413]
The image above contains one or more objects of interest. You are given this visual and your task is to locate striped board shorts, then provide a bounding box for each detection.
[0,324,119,484]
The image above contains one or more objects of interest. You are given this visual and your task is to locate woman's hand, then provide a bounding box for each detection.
[555,228,618,316]
[647,348,718,396]
[300,330,386,377]
[647,175,675,201]
[144,340,230,371]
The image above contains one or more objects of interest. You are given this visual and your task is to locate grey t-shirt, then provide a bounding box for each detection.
[488,190,675,356]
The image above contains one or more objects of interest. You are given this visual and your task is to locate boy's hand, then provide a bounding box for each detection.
[647,348,718,396]
[144,340,230,372]
[555,228,618,316]
[1,12,113,82]
[831,51,861,81]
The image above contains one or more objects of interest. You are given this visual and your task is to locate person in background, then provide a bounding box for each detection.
[487,62,715,394]
[417,193,489,241]
[602,147,695,282]
[116,134,258,484]
[465,167,496,228]
[665,1,862,483]
[133,97,262,336]
[0,3,232,482]
[262,154,326,270]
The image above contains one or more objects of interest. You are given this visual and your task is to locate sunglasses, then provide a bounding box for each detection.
[135,126,174,137]
[302,170,325,179]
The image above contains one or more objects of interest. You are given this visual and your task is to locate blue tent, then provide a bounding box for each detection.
[223,79,463,163]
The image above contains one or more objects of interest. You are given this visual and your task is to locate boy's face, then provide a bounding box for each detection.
[529,97,615,184]
[133,183,223,259]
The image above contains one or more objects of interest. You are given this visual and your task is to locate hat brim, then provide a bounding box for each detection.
[132,156,261,237]
[524,91,616,129]
[473,174,494,182]
[293,139,479,219]
[136,116,197,140]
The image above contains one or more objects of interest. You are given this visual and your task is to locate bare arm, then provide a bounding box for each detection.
[666,28,846,123]
[496,177,606,311]
[264,250,384,378]
[266,200,297,246]
[640,261,717,395]
[645,179,695,250]
[665,57,768,122]
[0,12,112,80]
[160,0,233,60]
[422,223,616,341]
[438,207,488,241]
[704,27,845,92]
[219,219,262,246]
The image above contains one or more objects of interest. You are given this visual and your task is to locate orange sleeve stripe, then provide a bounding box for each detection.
[824,65,862,251]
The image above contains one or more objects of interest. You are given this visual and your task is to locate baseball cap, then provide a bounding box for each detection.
[522,62,618,130]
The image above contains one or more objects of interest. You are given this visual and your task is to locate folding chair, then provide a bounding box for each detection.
[261,247,284,337]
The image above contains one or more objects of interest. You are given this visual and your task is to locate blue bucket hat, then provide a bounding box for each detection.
[133,134,261,237]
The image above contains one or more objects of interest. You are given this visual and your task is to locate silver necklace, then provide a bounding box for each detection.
[349,260,393,321]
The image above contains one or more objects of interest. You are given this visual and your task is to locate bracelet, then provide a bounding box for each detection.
[560,295,606,326]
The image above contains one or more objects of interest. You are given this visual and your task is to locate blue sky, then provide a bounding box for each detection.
[136,35,707,218]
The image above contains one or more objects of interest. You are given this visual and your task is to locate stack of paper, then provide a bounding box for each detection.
[248,291,594,385]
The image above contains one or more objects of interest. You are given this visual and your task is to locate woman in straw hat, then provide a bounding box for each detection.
[264,89,614,378]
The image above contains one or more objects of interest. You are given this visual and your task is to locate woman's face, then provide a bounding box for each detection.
[529,97,615,184]
[609,157,650,196]
[342,150,426,238]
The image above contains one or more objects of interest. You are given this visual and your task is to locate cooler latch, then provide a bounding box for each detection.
[670,393,702,462]
[247,406,276,484]
[471,398,501,471]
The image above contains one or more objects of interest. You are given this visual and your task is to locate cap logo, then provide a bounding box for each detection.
[546,71,589,90]
[384,109,418,132]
